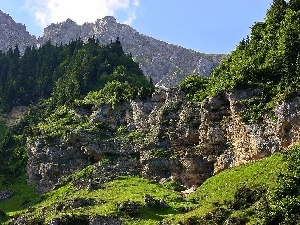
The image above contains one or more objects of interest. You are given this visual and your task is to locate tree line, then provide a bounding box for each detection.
[0,37,153,112]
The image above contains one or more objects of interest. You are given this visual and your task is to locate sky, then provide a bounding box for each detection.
[0,0,273,54]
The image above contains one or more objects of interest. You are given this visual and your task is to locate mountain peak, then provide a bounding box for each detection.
[45,18,79,30]
[102,16,117,23]
[65,18,77,25]
[39,16,225,87]
[0,10,37,53]
[0,10,13,20]
[0,12,225,88]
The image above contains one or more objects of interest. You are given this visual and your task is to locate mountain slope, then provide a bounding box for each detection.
[1,1,300,224]
[0,11,225,88]
[0,11,37,54]
[38,16,225,87]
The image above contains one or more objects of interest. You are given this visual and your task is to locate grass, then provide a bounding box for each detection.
[1,176,193,224]
[165,153,285,224]
[190,153,283,203]
[0,176,42,223]
[0,152,287,224]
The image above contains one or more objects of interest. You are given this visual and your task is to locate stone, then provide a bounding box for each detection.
[47,214,123,225]
[0,189,14,201]
[25,87,300,195]
[116,200,142,216]
[144,194,167,208]
[89,215,123,225]
[9,214,42,225]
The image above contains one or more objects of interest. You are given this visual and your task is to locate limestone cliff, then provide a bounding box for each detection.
[26,89,300,193]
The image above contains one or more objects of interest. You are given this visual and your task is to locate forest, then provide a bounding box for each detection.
[0,37,153,112]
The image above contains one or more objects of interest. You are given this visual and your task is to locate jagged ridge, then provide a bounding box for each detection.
[0,11,225,88]
[38,16,225,87]
[0,11,37,54]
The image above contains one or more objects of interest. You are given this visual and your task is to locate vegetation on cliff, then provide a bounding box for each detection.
[1,1,300,224]
[2,144,300,224]
[180,0,300,122]
[0,38,155,223]
[0,36,154,178]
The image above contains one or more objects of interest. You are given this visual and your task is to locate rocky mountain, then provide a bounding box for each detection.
[0,11,37,54]
[0,11,225,88]
[38,16,225,87]
[2,1,300,223]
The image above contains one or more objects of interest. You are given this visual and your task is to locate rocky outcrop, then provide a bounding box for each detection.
[275,96,300,148]
[26,137,91,193]
[10,214,122,225]
[26,89,209,192]
[199,91,300,175]
[26,88,300,193]
[0,10,37,54]
[0,188,14,201]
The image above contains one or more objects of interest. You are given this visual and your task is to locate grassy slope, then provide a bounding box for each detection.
[0,176,41,224]
[173,153,284,224]
[3,176,194,225]
[0,152,285,224]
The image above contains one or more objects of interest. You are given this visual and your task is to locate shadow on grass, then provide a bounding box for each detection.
[0,215,12,224]
[0,177,43,224]
[137,206,180,221]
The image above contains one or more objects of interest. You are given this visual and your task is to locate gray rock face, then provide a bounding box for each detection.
[0,10,37,54]
[26,89,300,193]
[199,91,300,175]
[275,96,300,148]
[26,89,209,192]
[39,16,225,87]
[26,137,91,193]
[0,188,14,201]
[10,214,123,225]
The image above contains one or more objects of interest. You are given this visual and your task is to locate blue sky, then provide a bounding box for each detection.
[0,0,272,54]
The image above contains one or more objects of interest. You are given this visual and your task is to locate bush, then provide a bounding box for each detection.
[116,200,142,216]
[257,145,300,224]
[179,74,209,102]
[229,186,264,210]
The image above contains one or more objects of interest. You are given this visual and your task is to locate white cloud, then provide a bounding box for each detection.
[123,11,137,25]
[25,0,139,28]
[133,0,139,7]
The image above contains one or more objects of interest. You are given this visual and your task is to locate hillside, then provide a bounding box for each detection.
[2,144,299,224]
[0,12,225,88]
[0,0,300,224]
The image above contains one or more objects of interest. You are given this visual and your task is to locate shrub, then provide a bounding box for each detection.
[229,186,264,210]
[116,200,142,216]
